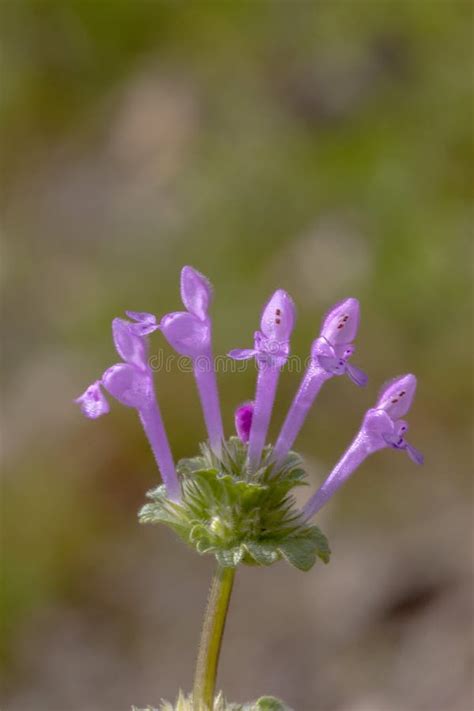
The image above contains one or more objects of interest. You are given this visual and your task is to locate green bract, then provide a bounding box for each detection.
[133,691,293,710]
[139,437,330,572]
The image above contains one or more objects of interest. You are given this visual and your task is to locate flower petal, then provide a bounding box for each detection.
[362,408,395,437]
[228,348,257,360]
[334,343,355,360]
[317,355,345,375]
[125,311,159,335]
[75,381,110,419]
[311,336,335,360]
[346,362,368,387]
[405,441,424,465]
[180,266,212,320]
[260,289,296,341]
[376,374,417,420]
[160,311,210,357]
[235,401,254,443]
[112,318,148,368]
[320,297,360,347]
[102,363,152,408]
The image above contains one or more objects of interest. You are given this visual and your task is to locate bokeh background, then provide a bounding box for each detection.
[1,2,473,710]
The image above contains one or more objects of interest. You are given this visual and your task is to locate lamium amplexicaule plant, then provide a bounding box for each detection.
[76,267,423,711]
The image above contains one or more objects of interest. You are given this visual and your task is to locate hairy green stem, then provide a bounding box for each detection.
[193,565,235,710]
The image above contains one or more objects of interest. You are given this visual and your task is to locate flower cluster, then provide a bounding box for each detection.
[76,266,422,567]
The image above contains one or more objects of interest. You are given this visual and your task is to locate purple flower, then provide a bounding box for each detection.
[76,266,423,526]
[160,266,224,456]
[235,402,254,443]
[272,298,367,465]
[75,380,110,419]
[75,317,180,502]
[302,374,423,519]
[229,290,296,471]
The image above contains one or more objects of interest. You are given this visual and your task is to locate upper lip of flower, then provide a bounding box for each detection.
[320,297,360,346]
[375,373,417,420]
[159,266,214,358]
[180,265,213,321]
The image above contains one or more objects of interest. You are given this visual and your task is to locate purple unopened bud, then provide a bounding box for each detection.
[75,380,110,419]
[235,402,254,443]
[302,374,423,519]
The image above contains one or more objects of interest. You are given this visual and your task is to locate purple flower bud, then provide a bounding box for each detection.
[235,402,254,443]
[160,311,210,358]
[180,266,212,320]
[302,374,423,519]
[75,381,110,419]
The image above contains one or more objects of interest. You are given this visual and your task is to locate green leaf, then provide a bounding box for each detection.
[278,538,317,571]
[251,697,294,711]
[245,542,279,566]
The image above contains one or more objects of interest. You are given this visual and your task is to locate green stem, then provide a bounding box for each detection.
[193,564,235,710]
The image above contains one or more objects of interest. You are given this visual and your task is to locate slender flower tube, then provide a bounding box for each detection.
[160,266,224,456]
[75,314,181,502]
[302,374,423,519]
[229,290,296,471]
[272,297,367,465]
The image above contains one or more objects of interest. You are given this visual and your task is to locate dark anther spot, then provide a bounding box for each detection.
[399,391,406,396]
[276,309,281,316]
[391,398,398,403]
[337,324,344,329]
[343,316,349,321]
[275,318,281,325]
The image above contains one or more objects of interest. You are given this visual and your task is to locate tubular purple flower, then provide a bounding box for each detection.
[160,267,224,456]
[302,374,423,520]
[272,297,367,465]
[75,317,181,502]
[229,290,296,471]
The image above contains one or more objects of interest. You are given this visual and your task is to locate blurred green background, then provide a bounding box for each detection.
[1,2,473,710]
